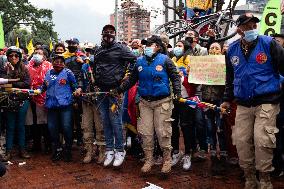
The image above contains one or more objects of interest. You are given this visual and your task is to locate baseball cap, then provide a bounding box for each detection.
[65,38,79,44]
[236,13,260,27]
[102,25,116,33]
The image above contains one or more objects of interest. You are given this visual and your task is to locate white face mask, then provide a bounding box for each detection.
[33,54,43,65]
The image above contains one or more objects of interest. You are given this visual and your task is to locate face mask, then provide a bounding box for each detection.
[173,47,184,57]
[132,49,140,56]
[185,37,194,44]
[243,29,258,42]
[68,46,77,53]
[144,47,155,57]
[33,54,43,65]
[55,51,64,55]
[102,34,115,44]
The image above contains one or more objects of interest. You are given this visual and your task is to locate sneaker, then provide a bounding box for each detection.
[172,151,183,166]
[103,151,114,167]
[271,169,284,178]
[113,150,126,167]
[182,155,192,171]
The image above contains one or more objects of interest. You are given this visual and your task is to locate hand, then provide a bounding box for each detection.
[34,89,42,95]
[76,57,84,64]
[206,26,216,38]
[5,62,14,71]
[173,94,182,102]
[74,88,82,97]
[220,102,230,114]
[109,88,120,97]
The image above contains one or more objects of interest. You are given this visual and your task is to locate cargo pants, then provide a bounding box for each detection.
[233,104,280,172]
[82,101,105,146]
[138,97,173,151]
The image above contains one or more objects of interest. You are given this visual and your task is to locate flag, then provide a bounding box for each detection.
[259,0,282,36]
[26,39,34,56]
[16,37,19,48]
[0,15,4,49]
[49,41,53,51]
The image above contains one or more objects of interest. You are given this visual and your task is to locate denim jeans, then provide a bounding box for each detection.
[204,100,226,153]
[47,105,73,151]
[97,95,124,152]
[6,100,29,151]
[195,108,207,151]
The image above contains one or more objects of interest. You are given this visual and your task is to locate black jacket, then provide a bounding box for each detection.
[223,38,284,107]
[118,53,181,99]
[93,42,136,91]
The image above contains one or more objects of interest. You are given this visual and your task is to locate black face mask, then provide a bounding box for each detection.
[68,46,77,53]
[185,37,194,44]
[55,51,63,55]
[102,34,115,44]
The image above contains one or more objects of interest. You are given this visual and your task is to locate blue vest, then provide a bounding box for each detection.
[137,53,170,97]
[45,69,73,108]
[228,35,280,101]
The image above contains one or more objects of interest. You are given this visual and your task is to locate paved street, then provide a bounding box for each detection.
[1,146,284,189]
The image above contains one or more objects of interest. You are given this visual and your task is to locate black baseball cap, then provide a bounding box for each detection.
[236,13,260,27]
[142,35,164,47]
[102,24,116,33]
[65,37,79,44]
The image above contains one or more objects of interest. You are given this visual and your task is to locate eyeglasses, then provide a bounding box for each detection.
[8,54,19,58]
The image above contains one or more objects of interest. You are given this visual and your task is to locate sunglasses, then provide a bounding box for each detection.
[8,54,19,58]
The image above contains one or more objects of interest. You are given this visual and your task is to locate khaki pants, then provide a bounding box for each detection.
[82,101,105,146]
[138,97,173,151]
[234,104,279,172]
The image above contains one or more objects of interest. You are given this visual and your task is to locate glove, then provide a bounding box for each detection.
[173,94,182,102]
[109,88,120,97]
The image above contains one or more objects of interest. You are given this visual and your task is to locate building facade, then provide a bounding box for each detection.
[110,1,150,43]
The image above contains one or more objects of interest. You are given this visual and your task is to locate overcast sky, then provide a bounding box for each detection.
[29,0,246,45]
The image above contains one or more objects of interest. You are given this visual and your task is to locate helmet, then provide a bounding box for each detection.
[6,46,22,61]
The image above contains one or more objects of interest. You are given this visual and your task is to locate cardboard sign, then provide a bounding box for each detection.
[188,55,226,85]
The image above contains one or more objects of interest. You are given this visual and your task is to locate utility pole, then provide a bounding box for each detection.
[115,0,119,41]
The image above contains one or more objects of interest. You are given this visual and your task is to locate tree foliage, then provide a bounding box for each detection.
[0,0,58,46]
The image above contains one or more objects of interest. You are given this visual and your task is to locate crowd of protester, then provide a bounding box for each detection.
[0,13,283,189]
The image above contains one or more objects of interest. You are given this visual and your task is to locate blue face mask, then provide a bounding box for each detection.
[173,47,184,57]
[243,29,258,42]
[33,54,43,65]
[144,47,155,57]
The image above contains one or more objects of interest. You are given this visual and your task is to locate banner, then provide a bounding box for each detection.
[188,55,226,85]
[0,15,4,49]
[259,0,282,36]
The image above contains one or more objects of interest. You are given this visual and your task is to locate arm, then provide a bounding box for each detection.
[165,57,181,97]
[118,64,139,93]
[270,39,284,75]
[223,54,234,102]
[67,70,78,92]
[12,66,30,89]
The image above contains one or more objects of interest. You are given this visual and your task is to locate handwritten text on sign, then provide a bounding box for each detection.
[188,55,226,85]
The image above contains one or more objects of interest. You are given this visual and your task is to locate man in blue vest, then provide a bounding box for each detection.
[221,13,284,189]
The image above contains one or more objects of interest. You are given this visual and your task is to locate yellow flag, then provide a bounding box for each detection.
[26,39,34,56]
[16,37,19,48]
[49,41,53,51]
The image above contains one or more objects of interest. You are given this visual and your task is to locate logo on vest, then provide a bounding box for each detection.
[256,52,267,64]
[138,66,143,72]
[156,65,163,71]
[231,56,239,66]
[59,79,67,85]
